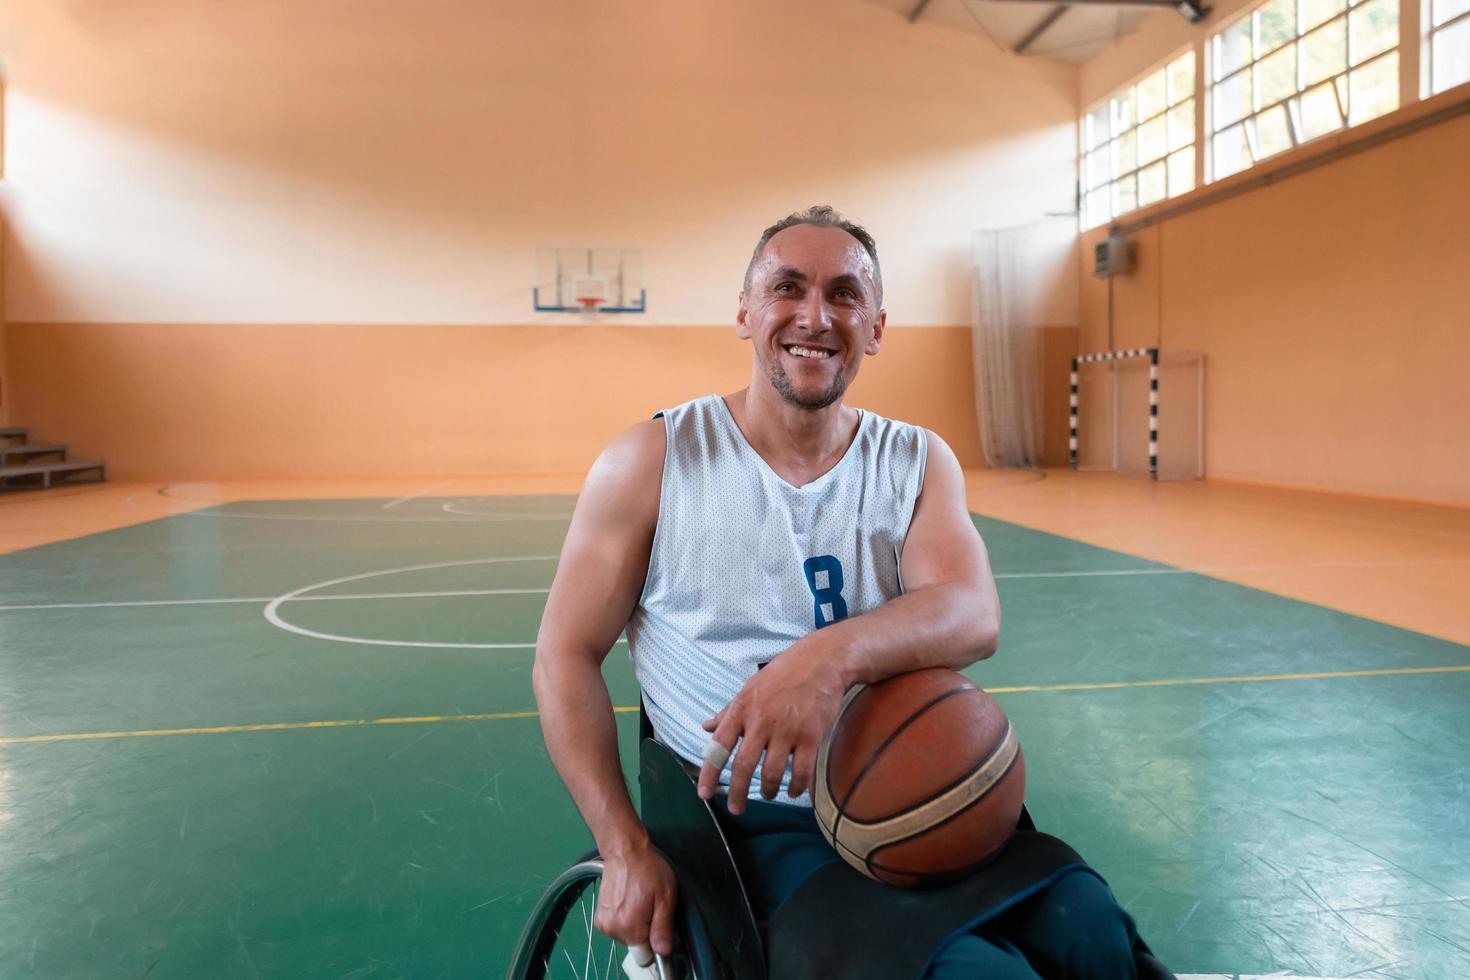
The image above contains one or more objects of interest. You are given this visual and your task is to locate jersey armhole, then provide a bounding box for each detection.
[894,426,931,596]
[635,410,674,607]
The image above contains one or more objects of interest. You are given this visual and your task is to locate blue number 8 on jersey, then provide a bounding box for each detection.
[802,555,849,629]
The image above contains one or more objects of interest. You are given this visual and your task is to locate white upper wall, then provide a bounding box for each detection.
[0,0,1079,326]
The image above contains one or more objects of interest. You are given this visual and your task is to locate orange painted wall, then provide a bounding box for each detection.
[1076,101,1470,505]
[6,323,984,478]
[0,0,1086,477]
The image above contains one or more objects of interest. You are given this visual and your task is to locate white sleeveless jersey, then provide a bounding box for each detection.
[627,394,928,807]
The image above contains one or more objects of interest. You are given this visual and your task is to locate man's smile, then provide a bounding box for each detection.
[783,344,836,360]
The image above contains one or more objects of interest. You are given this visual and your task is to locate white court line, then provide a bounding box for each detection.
[157,508,501,524]
[132,485,569,524]
[441,501,574,520]
[7,556,1470,614]
[0,587,554,612]
[381,480,455,509]
[263,557,568,649]
[123,489,498,524]
[1001,557,1470,579]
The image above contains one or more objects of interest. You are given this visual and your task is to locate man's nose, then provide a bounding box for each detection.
[793,290,833,331]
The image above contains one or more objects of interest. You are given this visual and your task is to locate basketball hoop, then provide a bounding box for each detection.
[572,274,607,320]
[533,246,646,316]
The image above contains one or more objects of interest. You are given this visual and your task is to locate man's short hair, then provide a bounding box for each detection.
[744,205,883,305]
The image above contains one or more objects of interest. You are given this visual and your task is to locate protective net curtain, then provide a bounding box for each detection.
[971,225,1045,470]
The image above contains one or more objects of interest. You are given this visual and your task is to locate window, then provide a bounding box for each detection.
[1080,51,1197,230]
[1208,0,1400,180]
[1427,0,1470,93]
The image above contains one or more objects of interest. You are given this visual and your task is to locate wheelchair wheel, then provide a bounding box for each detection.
[506,853,722,980]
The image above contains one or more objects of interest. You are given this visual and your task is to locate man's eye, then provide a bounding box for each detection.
[775,282,796,293]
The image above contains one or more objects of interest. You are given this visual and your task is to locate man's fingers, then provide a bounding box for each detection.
[697,736,732,801]
[725,736,765,814]
[760,741,791,799]
[649,892,675,957]
[787,743,817,799]
[698,699,745,800]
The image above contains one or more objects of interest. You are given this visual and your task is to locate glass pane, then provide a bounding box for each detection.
[1215,17,1255,79]
[1168,146,1196,195]
[1434,0,1470,27]
[1301,0,1348,32]
[1168,99,1195,152]
[1112,91,1135,134]
[1086,149,1109,189]
[1256,0,1298,55]
[1169,52,1197,105]
[1138,69,1169,120]
[1086,187,1111,229]
[1249,105,1295,160]
[1139,161,1167,207]
[1257,42,1299,108]
[1138,114,1168,165]
[1349,51,1399,124]
[1086,105,1110,150]
[1349,0,1398,66]
[1112,175,1138,216]
[1302,18,1348,86]
[1112,130,1137,177]
[1214,69,1253,129]
[1295,80,1345,141]
[1433,19,1470,94]
[1213,122,1253,179]
[1335,73,1350,107]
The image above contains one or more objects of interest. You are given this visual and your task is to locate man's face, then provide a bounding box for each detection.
[737,224,885,411]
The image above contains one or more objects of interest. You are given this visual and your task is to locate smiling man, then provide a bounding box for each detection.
[532,207,1164,978]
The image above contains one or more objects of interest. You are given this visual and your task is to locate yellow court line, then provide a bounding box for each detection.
[0,706,640,746]
[3,666,1469,746]
[984,663,1470,694]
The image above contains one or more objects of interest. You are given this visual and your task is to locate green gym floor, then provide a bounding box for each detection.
[2,489,1468,979]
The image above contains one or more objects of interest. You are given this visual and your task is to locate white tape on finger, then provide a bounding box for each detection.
[622,945,660,979]
[702,738,731,771]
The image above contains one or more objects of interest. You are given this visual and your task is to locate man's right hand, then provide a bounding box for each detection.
[595,838,679,957]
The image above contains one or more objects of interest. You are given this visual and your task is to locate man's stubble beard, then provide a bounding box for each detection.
[768,358,849,411]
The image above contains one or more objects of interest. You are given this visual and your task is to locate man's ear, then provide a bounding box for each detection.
[735,292,752,340]
[865,310,886,355]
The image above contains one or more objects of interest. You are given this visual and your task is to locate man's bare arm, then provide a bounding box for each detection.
[531,418,675,953]
[700,430,1000,810]
[822,428,999,683]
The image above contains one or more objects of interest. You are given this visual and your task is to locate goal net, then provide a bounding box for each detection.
[1071,348,1204,480]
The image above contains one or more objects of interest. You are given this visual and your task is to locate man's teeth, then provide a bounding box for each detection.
[786,345,833,359]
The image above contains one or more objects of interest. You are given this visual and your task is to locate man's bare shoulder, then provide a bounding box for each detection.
[578,418,667,524]
[593,418,665,482]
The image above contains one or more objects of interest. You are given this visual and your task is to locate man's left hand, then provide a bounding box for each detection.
[697,644,847,814]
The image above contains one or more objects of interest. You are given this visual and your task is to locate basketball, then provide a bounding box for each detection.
[813,668,1026,889]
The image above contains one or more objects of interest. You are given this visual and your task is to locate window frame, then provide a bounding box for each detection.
[1079,49,1198,231]
[1423,0,1470,94]
[1205,0,1403,182]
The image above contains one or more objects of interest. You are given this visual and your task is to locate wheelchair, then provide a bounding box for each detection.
[506,714,1176,980]
[505,714,766,980]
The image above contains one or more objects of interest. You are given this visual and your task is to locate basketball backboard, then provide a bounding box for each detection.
[534,246,645,315]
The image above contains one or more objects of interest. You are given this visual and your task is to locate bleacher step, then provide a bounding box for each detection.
[0,443,67,463]
[0,459,107,490]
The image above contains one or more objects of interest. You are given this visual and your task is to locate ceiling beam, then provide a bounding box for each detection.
[1014,5,1070,55]
[907,0,935,23]
[986,0,1210,21]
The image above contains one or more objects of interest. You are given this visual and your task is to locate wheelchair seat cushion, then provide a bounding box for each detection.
[717,797,1172,980]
